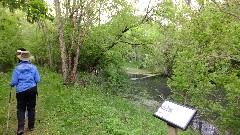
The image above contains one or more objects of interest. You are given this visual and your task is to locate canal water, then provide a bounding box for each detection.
[129,74,172,102]
[128,73,223,135]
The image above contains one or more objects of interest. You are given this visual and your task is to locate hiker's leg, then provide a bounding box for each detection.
[27,86,37,130]
[16,91,27,131]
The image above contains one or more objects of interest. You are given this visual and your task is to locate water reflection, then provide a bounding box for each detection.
[129,75,172,101]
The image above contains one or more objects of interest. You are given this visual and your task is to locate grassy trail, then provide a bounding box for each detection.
[0,68,194,135]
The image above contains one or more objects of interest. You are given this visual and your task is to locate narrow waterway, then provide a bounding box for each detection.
[127,71,223,135]
[129,74,172,102]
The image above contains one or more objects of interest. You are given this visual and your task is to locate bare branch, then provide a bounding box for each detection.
[141,0,153,23]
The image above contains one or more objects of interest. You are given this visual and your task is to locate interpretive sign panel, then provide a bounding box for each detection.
[153,100,197,130]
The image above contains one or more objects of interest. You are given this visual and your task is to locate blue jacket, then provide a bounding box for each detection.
[10,61,40,93]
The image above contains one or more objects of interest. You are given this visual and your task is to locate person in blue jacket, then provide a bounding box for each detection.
[10,51,40,135]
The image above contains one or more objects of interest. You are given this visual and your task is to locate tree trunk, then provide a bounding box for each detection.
[186,0,191,5]
[68,12,77,73]
[70,34,84,84]
[54,0,68,81]
[68,0,93,84]
[43,21,53,67]
[53,0,94,84]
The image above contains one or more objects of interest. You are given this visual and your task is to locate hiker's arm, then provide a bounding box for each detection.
[10,69,18,87]
[34,67,40,83]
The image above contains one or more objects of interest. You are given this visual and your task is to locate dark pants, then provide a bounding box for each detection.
[16,86,37,130]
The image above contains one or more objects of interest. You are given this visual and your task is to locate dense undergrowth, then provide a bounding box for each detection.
[0,67,194,135]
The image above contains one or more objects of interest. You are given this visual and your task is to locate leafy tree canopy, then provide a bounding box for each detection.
[0,0,53,22]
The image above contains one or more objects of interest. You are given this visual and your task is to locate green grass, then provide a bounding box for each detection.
[0,67,195,135]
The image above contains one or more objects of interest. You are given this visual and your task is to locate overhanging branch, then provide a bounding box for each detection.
[211,0,240,20]
[91,0,155,68]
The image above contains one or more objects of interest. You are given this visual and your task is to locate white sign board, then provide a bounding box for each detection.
[153,100,197,130]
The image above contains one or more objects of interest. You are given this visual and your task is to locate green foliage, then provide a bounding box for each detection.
[122,23,166,72]
[164,1,240,134]
[100,63,129,95]
[0,6,58,72]
[24,0,49,22]
[1,0,53,23]
[78,4,139,72]
[0,72,12,125]
[0,8,25,71]
[22,20,58,67]
[0,7,55,69]
[1,0,239,134]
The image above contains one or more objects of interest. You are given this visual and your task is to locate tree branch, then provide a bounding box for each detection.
[119,40,154,46]
[211,0,240,20]
[91,0,155,68]
[141,0,154,23]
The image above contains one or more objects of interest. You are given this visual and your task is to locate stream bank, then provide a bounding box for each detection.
[125,68,223,135]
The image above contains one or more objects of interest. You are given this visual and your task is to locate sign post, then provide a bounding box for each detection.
[153,100,197,135]
[168,125,178,135]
